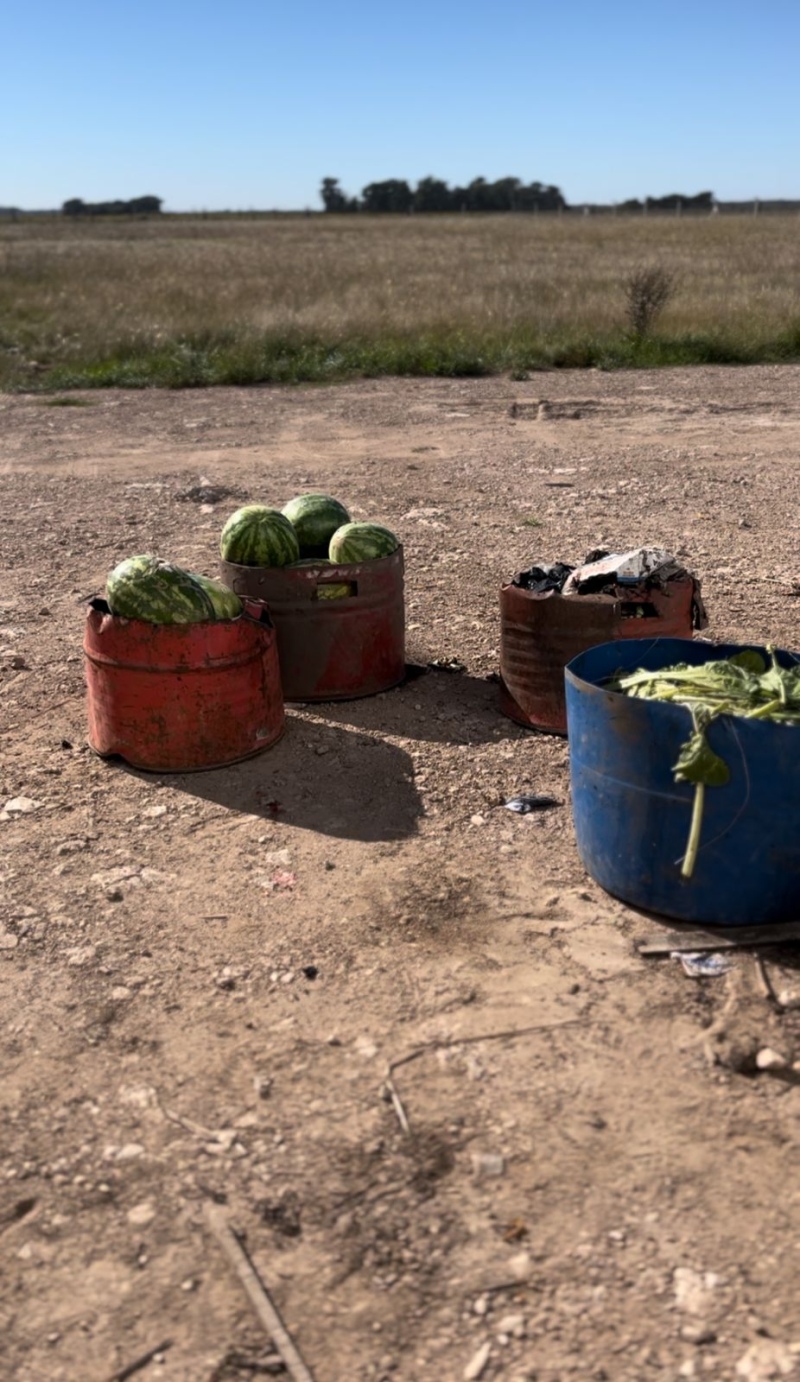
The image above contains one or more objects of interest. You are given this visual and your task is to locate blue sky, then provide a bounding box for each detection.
[6,0,798,210]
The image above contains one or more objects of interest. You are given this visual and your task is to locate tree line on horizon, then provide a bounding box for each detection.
[62,196,163,216]
[321,178,716,215]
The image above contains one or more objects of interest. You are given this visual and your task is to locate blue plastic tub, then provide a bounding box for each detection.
[565,638,800,925]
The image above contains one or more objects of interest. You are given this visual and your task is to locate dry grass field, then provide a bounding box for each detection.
[2,212,800,389]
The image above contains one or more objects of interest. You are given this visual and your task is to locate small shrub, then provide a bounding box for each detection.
[623,265,676,338]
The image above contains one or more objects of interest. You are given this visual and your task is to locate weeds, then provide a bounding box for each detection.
[623,264,677,338]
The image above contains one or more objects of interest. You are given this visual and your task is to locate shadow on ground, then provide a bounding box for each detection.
[297,667,529,746]
[140,717,423,842]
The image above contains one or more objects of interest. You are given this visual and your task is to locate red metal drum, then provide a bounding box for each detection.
[499,577,699,735]
[84,601,284,772]
[220,548,405,702]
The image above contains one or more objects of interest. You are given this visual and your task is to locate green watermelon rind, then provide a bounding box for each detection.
[191,573,243,620]
[328,522,399,565]
[317,583,352,600]
[106,556,216,624]
[219,505,301,568]
[281,493,351,557]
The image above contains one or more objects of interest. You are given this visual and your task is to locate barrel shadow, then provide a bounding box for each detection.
[164,716,422,842]
[298,667,529,746]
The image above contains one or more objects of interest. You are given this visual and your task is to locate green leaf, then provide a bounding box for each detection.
[729,649,767,674]
[673,726,730,788]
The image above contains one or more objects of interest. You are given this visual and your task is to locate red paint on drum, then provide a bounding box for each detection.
[83,601,284,772]
[220,548,405,702]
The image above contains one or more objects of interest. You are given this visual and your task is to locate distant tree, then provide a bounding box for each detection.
[320,177,354,212]
[62,195,162,216]
[361,179,414,213]
[317,174,568,214]
[464,177,492,211]
[488,177,522,210]
[128,195,163,214]
[413,176,454,212]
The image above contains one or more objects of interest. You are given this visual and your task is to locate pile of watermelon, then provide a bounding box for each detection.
[106,556,242,625]
[219,493,399,570]
[101,495,399,626]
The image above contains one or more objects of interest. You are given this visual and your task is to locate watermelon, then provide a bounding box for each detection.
[317,583,352,601]
[281,493,351,557]
[288,558,334,568]
[219,505,300,567]
[191,573,243,620]
[329,522,399,564]
[106,555,215,624]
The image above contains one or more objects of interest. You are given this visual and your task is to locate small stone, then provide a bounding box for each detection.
[471,1152,506,1178]
[55,839,87,856]
[143,804,168,819]
[778,991,800,1010]
[254,1076,273,1099]
[497,1314,526,1339]
[106,888,124,903]
[355,1036,379,1059]
[215,969,236,990]
[280,971,295,984]
[0,931,19,950]
[127,1201,156,1227]
[111,986,132,1001]
[735,1338,795,1378]
[2,797,42,817]
[673,1266,719,1316]
[181,1277,197,1292]
[507,1251,534,1281]
[263,848,292,867]
[681,1325,717,1345]
[464,1342,492,1381]
[473,1295,489,1317]
[756,1048,788,1072]
[66,945,97,967]
[116,1143,145,1161]
[470,814,485,826]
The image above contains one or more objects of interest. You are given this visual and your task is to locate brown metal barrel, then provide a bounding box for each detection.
[84,601,284,772]
[499,576,699,735]
[220,548,405,702]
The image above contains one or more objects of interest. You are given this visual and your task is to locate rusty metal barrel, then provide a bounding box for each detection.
[84,600,284,772]
[220,548,405,702]
[499,577,698,735]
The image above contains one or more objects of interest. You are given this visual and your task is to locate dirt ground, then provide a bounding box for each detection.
[2,366,800,1382]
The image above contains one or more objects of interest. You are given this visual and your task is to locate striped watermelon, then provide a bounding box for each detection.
[329,522,399,564]
[106,556,215,624]
[191,573,243,620]
[220,506,300,567]
[288,558,334,567]
[281,493,351,557]
[317,582,352,601]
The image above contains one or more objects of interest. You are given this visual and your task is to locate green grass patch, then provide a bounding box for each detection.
[7,323,800,393]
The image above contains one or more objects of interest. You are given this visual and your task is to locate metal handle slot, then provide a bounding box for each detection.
[313,580,357,602]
